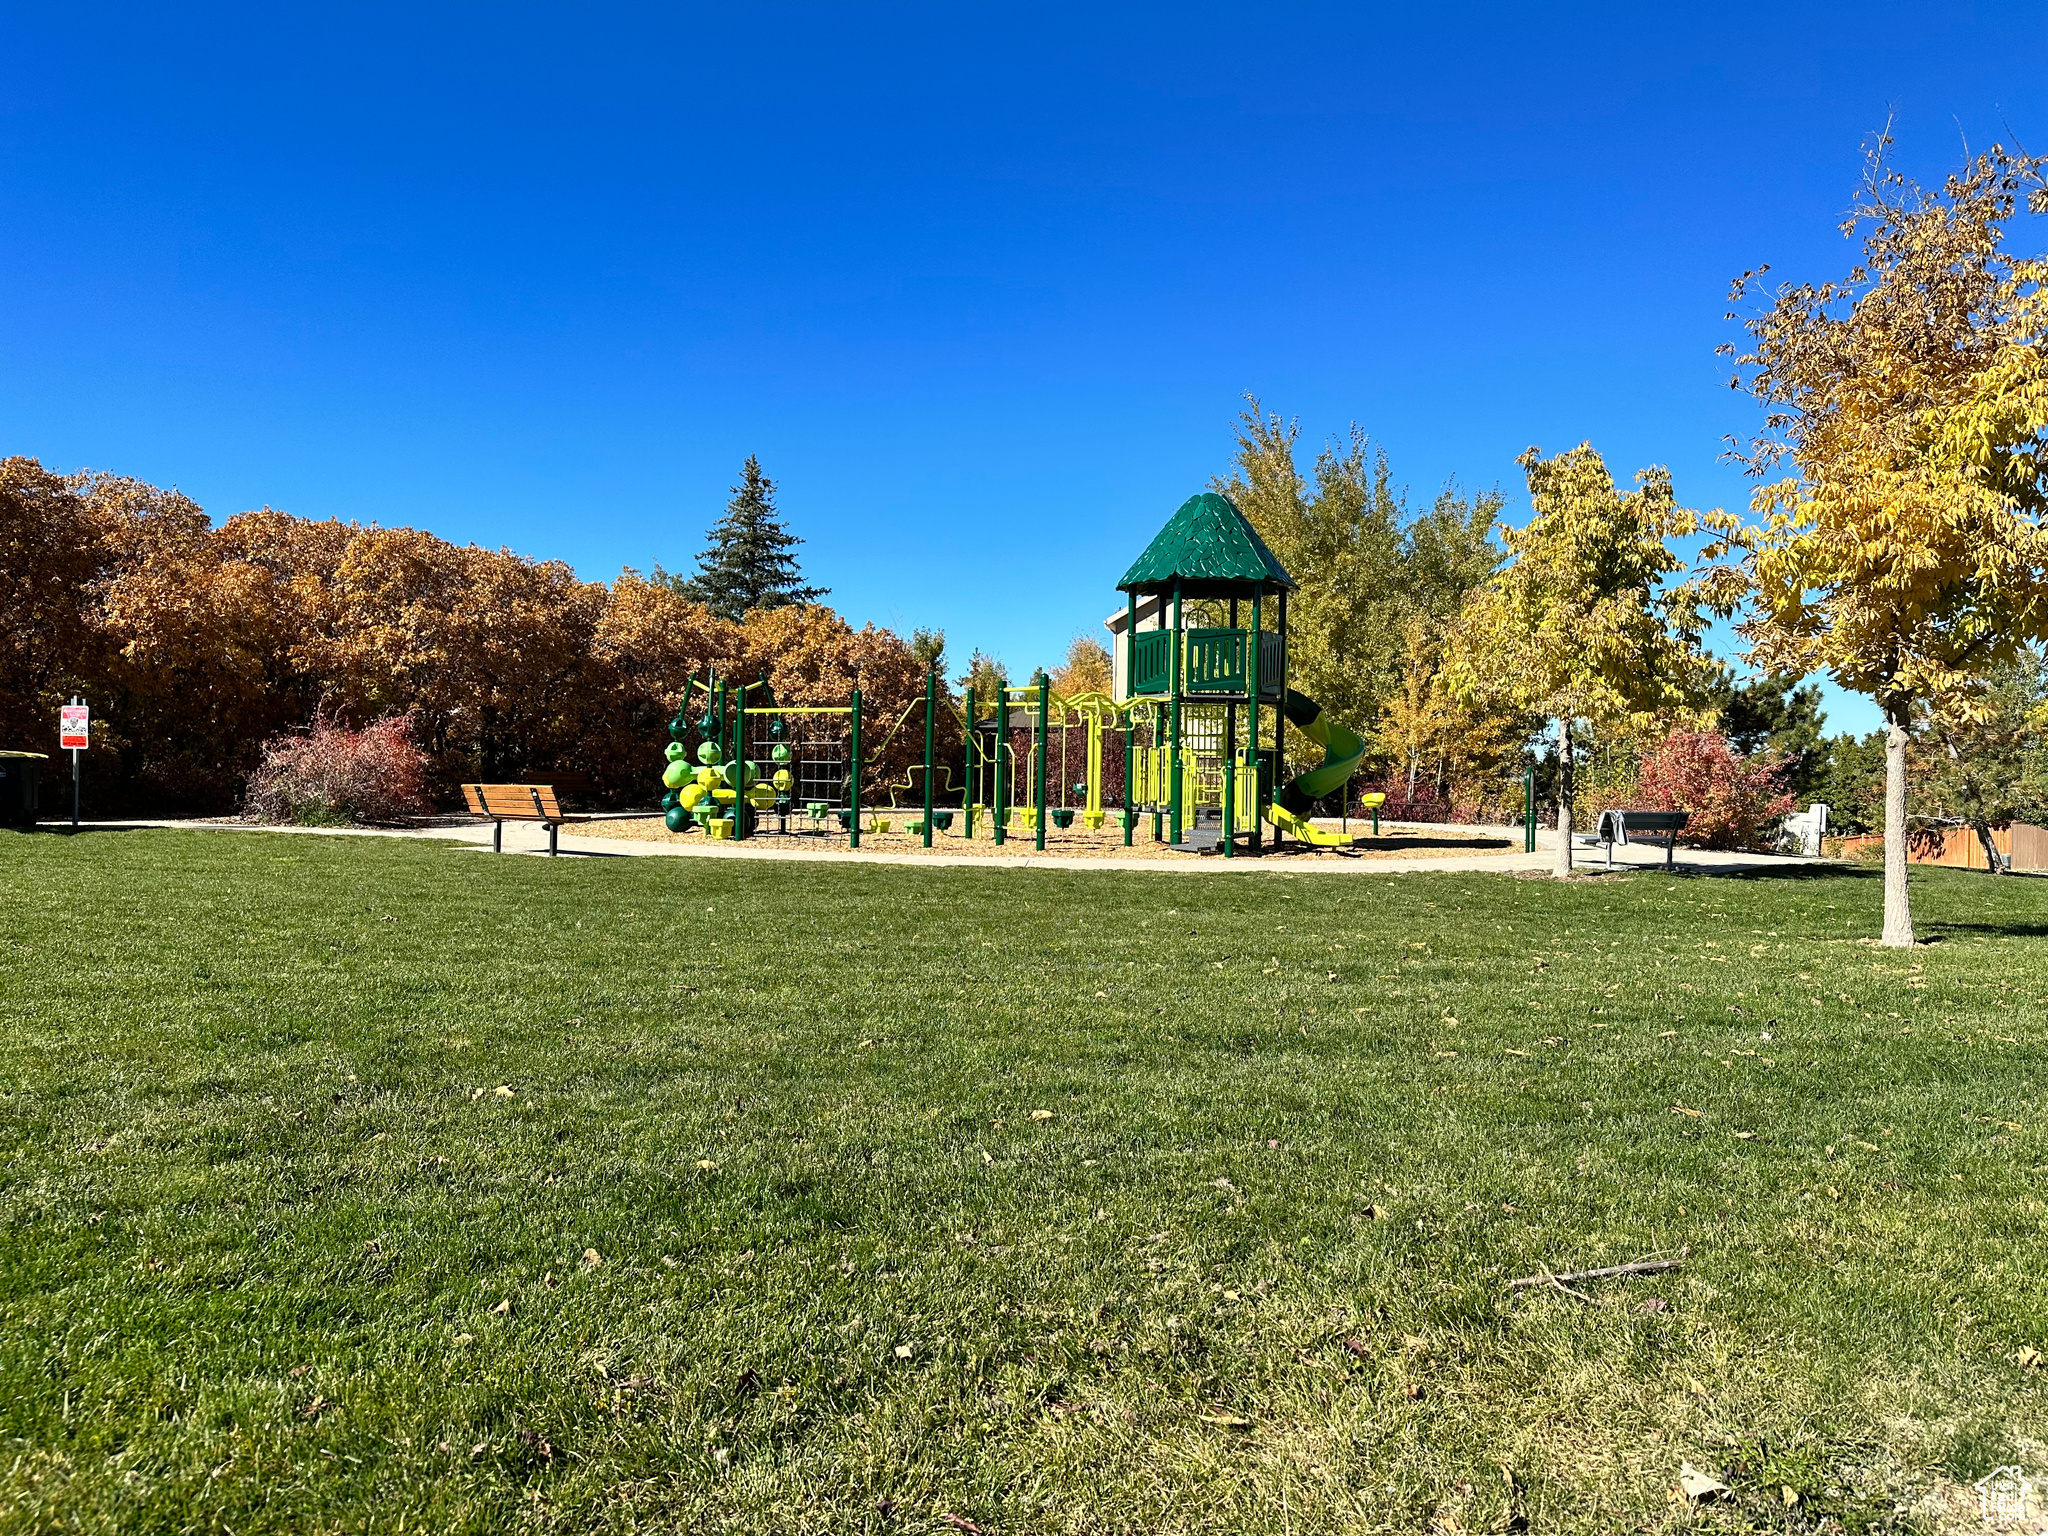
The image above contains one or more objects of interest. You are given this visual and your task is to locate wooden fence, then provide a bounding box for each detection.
[1835,822,2048,872]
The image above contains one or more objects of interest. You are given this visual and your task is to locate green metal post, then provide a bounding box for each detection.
[1274,589,1288,848]
[733,683,748,841]
[922,668,936,847]
[1035,673,1049,851]
[1168,579,1183,847]
[1122,713,1134,846]
[1124,590,1137,696]
[993,683,1008,846]
[1524,768,1536,854]
[962,686,977,840]
[1248,587,1263,852]
[1152,602,1164,843]
[1222,597,1238,859]
[849,689,862,849]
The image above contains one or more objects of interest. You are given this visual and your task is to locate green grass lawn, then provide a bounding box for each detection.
[2,830,2044,1534]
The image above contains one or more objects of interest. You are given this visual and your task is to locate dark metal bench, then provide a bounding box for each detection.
[1592,808,1689,869]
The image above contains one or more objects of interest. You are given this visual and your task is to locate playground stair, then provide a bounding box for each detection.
[1172,807,1223,853]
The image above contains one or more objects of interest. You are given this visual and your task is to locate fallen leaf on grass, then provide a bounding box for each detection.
[493,1086,514,1098]
[1029,1109,1054,1122]
[1503,1049,1529,1058]
[1731,1131,1757,1141]
[1669,1105,1702,1118]
[1199,1410,1252,1429]
[300,1395,332,1419]
[1635,1297,1669,1314]
[489,1298,511,1316]
[582,1248,603,1269]
[941,1516,988,1534]
[1677,1462,1727,1501]
[696,1159,719,1170]
[893,1344,913,1358]
[1363,1204,1390,1220]
[2017,1346,2043,1369]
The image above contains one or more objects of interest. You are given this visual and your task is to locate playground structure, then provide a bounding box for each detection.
[1111,491,1367,854]
[660,671,872,845]
[652,491,1371,856]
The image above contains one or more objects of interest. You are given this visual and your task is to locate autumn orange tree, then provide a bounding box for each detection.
[1445,444,1719,876]
[0,459,117,753]
[1049,635,1113,698]
[1717,138,2048,943]
[0,458,935,813]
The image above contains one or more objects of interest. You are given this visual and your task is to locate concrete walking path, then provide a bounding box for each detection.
[63,816,1827,878]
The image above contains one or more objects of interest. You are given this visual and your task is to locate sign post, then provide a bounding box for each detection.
[59,698,89,831]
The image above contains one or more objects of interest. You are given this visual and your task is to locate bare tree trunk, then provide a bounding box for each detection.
[1407,751,1418,801]
[1940,734,2009,875]
[1971,819,2007,874]
[1881,703,1913,947]
[1554,716,1575,879]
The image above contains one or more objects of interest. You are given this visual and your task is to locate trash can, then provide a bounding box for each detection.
[0,751,47,827]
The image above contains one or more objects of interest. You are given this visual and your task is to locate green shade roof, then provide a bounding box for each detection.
[1116,492,1296,596]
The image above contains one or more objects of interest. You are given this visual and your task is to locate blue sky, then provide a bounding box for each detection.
[4,4,2045,737]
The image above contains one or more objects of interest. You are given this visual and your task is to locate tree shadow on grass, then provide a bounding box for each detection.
[1677,862,1877,882]
[6,822,163,836]
[1921,918,2048,939]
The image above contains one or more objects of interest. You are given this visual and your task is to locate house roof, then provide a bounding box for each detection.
[1116,492,1296,596]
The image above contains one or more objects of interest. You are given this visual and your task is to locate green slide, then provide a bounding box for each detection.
[1266,689,1365,846]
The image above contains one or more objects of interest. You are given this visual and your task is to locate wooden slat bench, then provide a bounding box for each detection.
[462,783,565,855]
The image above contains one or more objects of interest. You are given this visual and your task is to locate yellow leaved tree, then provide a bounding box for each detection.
[1716,138,2048,944]
[1445,444,1718,876]
[1377,617,1458,801]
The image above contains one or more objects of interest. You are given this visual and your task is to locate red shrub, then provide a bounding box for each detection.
[1633,729,1794,850]
[244,714,430,825]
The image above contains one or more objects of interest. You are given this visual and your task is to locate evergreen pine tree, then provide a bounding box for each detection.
[663,456,827,621]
